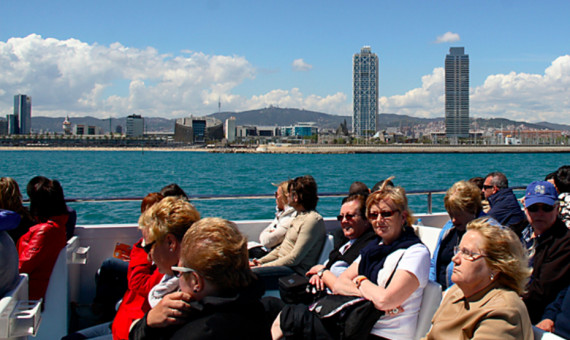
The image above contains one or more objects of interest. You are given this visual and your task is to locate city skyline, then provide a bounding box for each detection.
[0,1,569,123]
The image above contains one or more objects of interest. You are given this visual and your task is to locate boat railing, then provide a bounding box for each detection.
[55,186,527,214]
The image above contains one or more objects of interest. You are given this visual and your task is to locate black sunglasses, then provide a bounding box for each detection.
[527,204,555,213]
[368,210,399,220]
[482,185,494,190]
[337,213,359,221]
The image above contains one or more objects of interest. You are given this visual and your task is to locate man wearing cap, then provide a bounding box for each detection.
[521,181,570,324]
[482,171,526,230]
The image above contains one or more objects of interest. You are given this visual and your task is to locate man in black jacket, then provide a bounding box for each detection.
[483,171,526,229]
[521,181,570,324]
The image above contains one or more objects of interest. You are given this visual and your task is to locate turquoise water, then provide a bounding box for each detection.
[1,150,568,224]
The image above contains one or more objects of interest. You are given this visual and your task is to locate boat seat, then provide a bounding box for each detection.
[34,236,79,340]
[414,225,442,256]
[413,280,442,340]
[533,326,566,339]
[317,234,335,265]
[0,274,41,339]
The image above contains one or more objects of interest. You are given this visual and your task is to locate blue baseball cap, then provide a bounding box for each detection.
[524,181,558,207]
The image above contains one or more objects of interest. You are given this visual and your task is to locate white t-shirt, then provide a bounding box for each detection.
[357,243,430,340]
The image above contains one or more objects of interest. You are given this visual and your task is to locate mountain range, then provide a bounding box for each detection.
[26,107,570,134]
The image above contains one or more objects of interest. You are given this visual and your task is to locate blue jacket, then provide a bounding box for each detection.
[0,210,21,298]
[542,285,570,339]
[487,188,526,227]
[429,211,496,289]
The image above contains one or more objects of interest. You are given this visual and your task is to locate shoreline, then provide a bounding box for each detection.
[2,145,570,153]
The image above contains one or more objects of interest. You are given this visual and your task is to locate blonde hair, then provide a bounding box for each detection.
[181,217,255,293]
[138,196,200,243]
[366,178,413,227]
[467,218,531,295]
[444,180,482,215]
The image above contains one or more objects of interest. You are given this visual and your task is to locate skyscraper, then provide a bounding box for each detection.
[13,94,31,135]
[445,47,469,138]
[353,46,378,137]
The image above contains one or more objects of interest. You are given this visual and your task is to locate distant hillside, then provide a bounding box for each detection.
[26,108,570,133]
[208,107,349,130]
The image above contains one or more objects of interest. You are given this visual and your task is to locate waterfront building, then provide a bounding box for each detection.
[12,94,31,135]
[280,122,318,137]
[62,116,72,135]
[0,118,7,135]
[225,117,236,143]
[445,47,470,138]
[353,46,378,137]
[174,116,222,143]
[126,114,144,137]
[6,114,18,135]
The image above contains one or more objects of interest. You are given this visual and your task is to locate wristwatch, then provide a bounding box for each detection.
[317,268,326,278]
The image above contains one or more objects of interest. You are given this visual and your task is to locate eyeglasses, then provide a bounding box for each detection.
[141,240,156,254]
[171,266,197,278]
[453,246,486,261]
[337,213,360,221]
[527,204,555,213]
[368,210,399,221]
[482,185,494,190]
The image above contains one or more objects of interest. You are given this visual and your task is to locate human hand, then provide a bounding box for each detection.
[146,292,192,328]
[249,259,261,267]
[306,264,326,276]
[536,319,555,333]
[308,275,325,291]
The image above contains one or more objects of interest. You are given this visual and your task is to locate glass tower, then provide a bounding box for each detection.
[353,46,378,137]
[445,47,469,138]
[13,94,31,135]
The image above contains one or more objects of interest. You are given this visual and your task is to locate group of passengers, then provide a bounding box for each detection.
[3,166,570,339]
[0,176,76,303]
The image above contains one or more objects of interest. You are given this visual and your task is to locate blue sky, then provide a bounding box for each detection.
[1,0,569,124]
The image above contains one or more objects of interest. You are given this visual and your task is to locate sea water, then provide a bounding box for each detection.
[1,150,568,224]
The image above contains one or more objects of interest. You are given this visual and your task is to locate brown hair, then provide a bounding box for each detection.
[467,218,531,295]
[181,217,255,293]
[141,192,164,213]
[0,177,33,221]
[138,196,200,242]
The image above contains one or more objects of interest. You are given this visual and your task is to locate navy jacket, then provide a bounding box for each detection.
[487,188,526,227]
[542,285,570,339]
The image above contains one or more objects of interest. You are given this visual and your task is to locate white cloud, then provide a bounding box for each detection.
[0,34,256,118]
[292,58,313,72]
[379,55,570,124]
[435,32,461,44]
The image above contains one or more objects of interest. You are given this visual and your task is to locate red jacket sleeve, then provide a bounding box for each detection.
[128,238,162,294]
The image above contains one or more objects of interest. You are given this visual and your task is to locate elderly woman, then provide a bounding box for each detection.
[273,182,430,340]
[424,218,533,339]
[129,218,271,339]
[429,180,492,290]
[138,196,201,308]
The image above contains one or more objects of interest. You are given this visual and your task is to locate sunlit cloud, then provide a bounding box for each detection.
[292,58,313,72]
[435,32,461,44]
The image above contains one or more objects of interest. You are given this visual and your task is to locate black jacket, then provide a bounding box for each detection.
[129,280,271,340]
[523,218,570,324]
[487,188,526,227]
[327,227,376,270]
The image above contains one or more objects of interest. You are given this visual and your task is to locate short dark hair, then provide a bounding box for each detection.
[349,181,369,196]
[342,194,367,217]
[160,183,188,200]
[289,175,319,211]
[555,165,570,193]
[371,178,395,193]
[485,172,508,189]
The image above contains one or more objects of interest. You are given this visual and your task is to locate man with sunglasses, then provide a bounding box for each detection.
[521,180,570,324]
[483,171,526,229]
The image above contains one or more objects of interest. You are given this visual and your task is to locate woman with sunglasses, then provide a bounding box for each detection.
[424,218,533,339]
[130,217,271,340]
[273,181,430,340]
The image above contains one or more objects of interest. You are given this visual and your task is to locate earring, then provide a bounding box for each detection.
[490,273,495,281]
